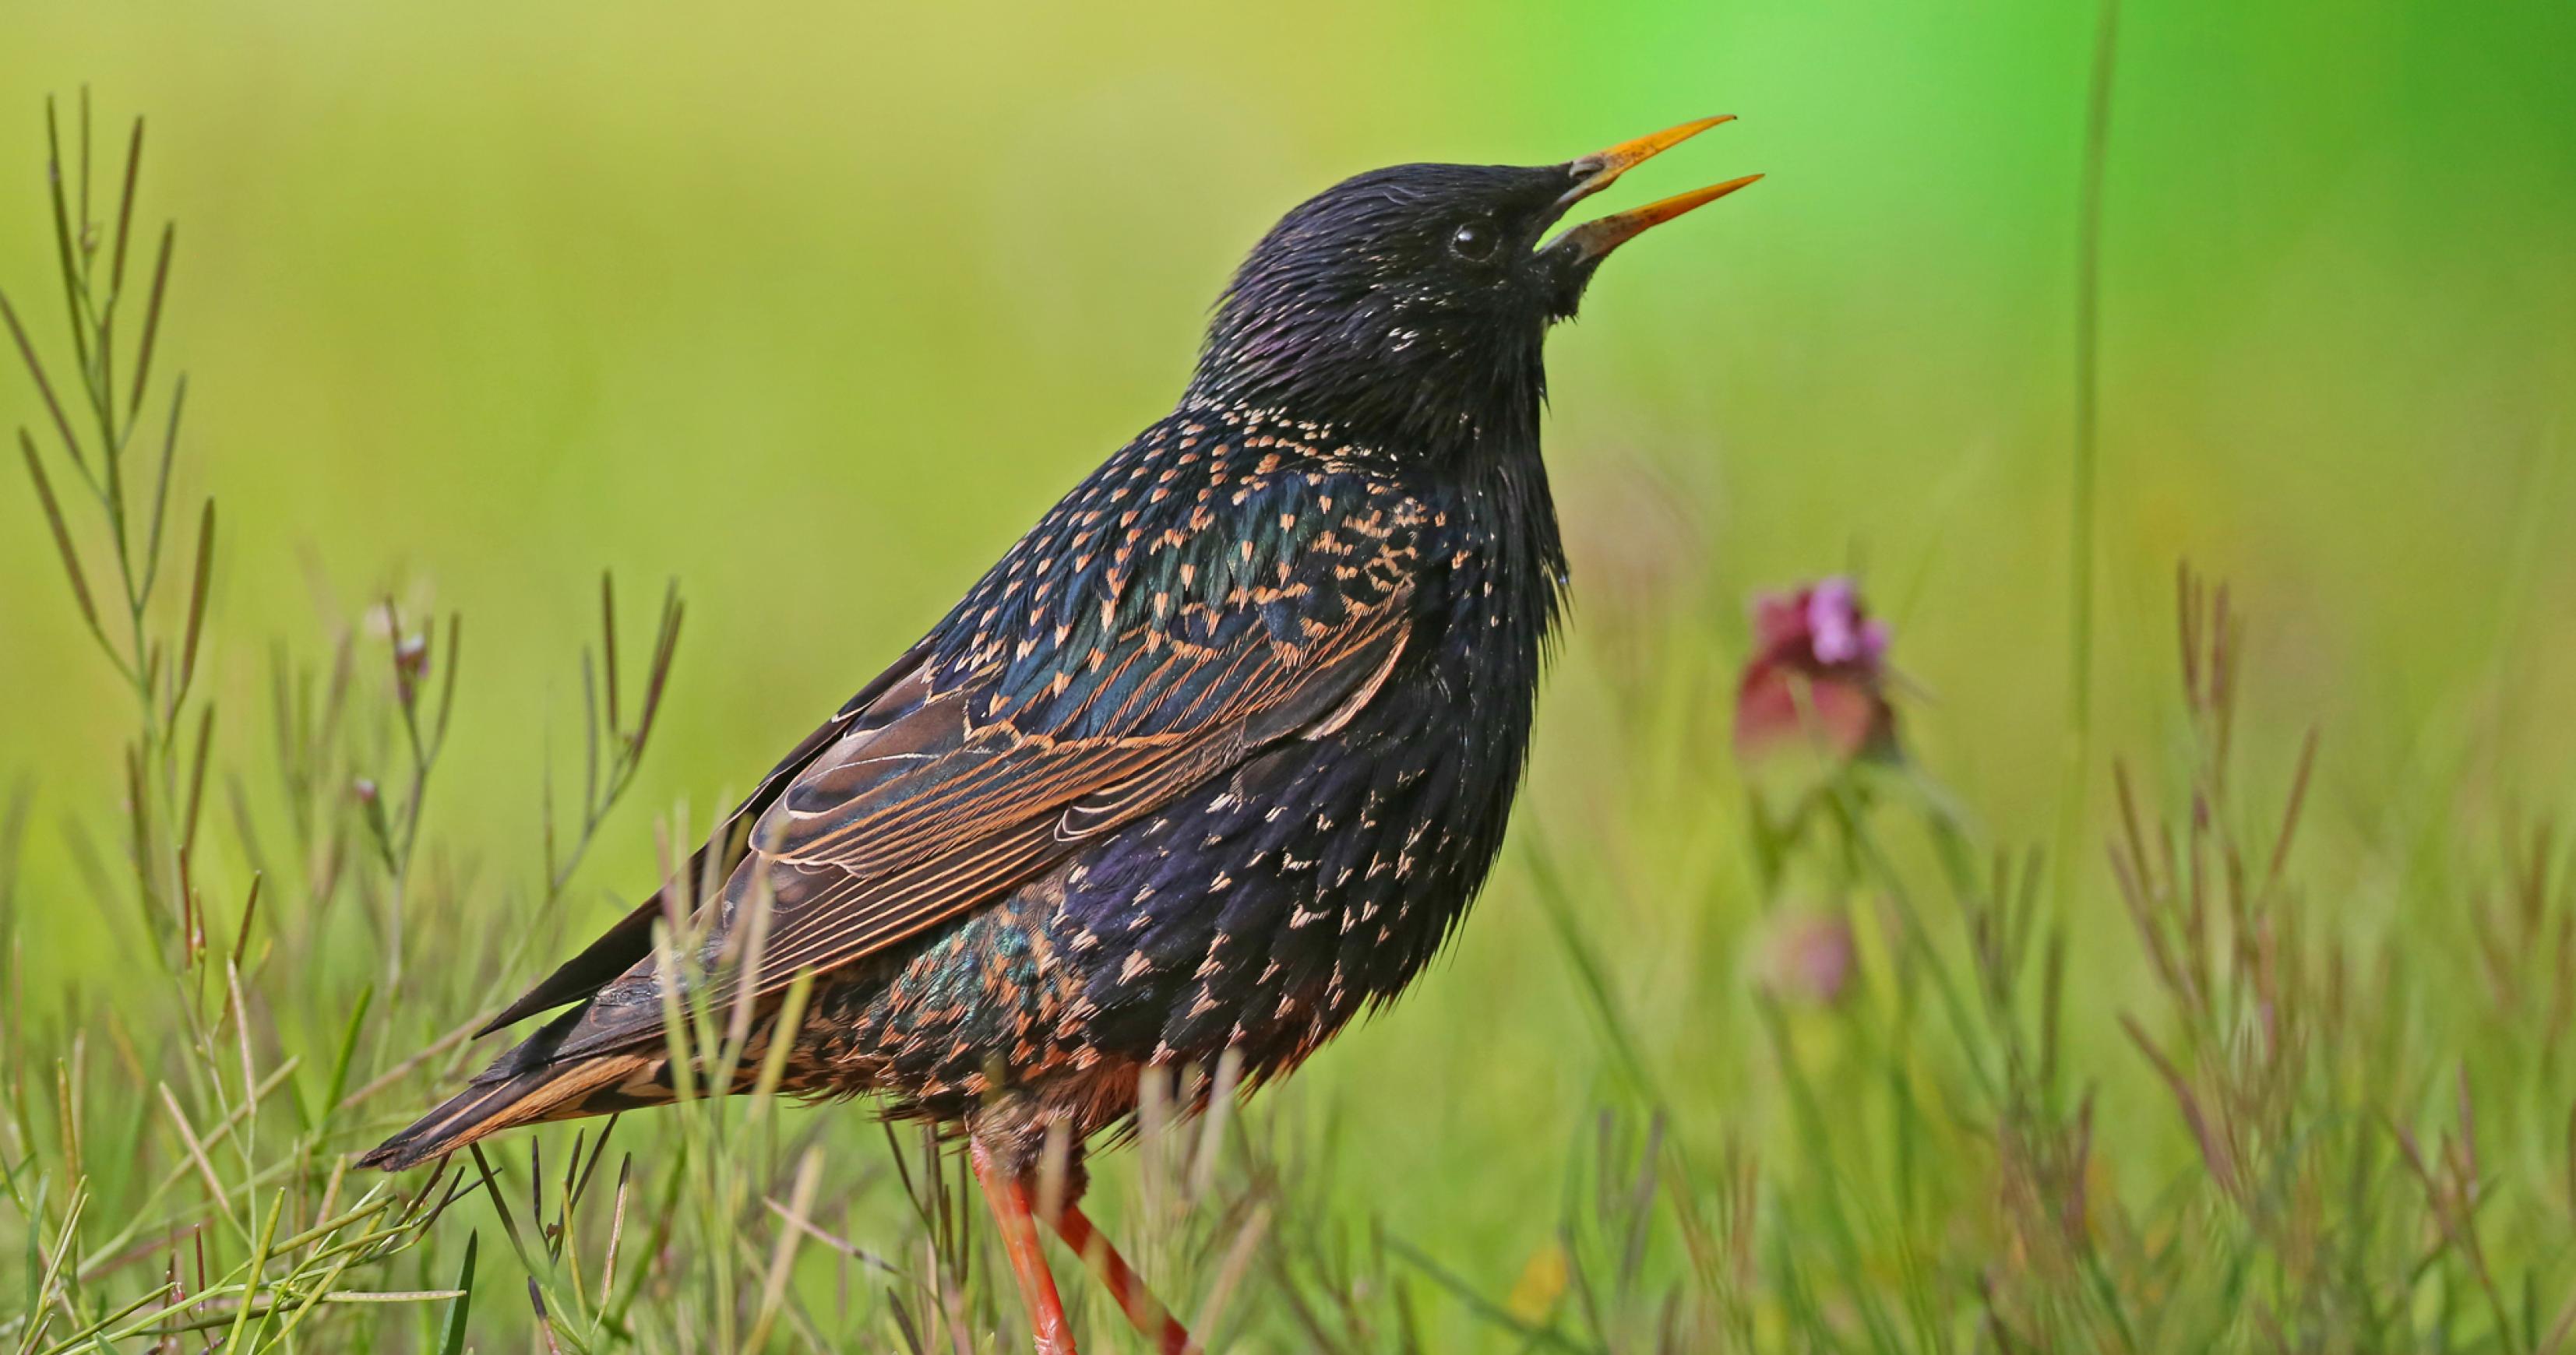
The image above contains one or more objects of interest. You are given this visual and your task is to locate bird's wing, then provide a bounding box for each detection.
[476,638,937,1035]
[536,453,1423,1061]
[750,591,1407,984]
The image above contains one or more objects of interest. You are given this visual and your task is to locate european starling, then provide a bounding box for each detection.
[364,117,1755,1352]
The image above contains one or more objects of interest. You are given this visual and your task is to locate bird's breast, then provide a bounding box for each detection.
[1032,527,1554,1079]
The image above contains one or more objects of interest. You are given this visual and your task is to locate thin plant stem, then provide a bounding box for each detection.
[2056,0,2121,906]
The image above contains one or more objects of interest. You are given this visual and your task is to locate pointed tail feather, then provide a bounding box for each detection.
[358,1051,657,1170]
[361,994,813,1170]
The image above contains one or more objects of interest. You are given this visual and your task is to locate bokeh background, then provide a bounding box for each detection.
[4,0,2573,1343]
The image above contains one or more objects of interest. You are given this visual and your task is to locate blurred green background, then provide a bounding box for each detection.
[5,0,2573,1328]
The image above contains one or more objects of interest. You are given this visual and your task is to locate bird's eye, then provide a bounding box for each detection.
[1449,220,1498,261]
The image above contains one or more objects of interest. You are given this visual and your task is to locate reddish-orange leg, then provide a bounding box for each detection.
[969,1139,1079,1355]
[1048,1201,1194,1354]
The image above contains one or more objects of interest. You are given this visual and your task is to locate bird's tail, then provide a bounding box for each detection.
[357,1014,666,1170]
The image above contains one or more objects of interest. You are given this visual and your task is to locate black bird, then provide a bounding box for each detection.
[364,117,1755,1353]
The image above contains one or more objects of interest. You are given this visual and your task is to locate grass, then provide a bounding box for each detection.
[4,84,2574,1353]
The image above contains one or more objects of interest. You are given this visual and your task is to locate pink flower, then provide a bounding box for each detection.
[1733,577,1897,768]
[1757,910,1858,1006]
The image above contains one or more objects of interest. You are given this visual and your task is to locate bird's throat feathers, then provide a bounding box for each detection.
[1184,308,1551,466]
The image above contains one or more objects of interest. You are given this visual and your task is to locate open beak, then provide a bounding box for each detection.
[1542,116,1760,264]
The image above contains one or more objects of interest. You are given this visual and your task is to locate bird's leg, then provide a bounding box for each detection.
[968,1138,1079,1355]
[1046,1197,1195,1355]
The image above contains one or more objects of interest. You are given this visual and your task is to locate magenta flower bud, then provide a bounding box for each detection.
[1733,576,1897,769]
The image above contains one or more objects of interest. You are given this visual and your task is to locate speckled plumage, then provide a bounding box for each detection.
[363,125,1751,1210]
[792,399,1566,1136]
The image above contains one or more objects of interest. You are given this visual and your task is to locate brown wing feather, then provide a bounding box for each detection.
[541,590,1411,1064]
[475,638,936,1034]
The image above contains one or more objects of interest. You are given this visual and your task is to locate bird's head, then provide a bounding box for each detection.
[1185,117,1757,456]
